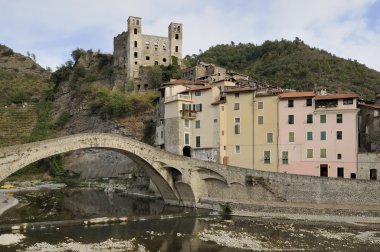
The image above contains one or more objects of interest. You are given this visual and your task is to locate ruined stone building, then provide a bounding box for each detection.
[113,16,183,80]
[181,62,249,83]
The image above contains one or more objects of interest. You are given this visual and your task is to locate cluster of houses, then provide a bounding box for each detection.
[154,62,380,181]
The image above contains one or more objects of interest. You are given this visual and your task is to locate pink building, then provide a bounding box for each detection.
[278,92,359,178]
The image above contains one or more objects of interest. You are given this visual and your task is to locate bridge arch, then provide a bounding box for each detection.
[0,133,183,205]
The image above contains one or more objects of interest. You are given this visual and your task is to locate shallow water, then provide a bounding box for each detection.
[1,189,380,251]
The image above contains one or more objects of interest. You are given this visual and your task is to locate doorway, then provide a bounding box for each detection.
[320,164,328,177]
[183,146,191,157]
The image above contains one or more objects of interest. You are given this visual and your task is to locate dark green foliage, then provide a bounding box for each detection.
[220,202,233,214]
[160,56,181,82]
[147,66,163,89]
[190,39,380,99]
[142,119,156,144]
[71,48,85,63]
[97,54,112,70]
[9,89,31,104]
[51,63,72,85]
[72,65,86,82]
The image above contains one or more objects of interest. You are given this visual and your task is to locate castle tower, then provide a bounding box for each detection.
[168,22,182,65]
[126,16,142,79]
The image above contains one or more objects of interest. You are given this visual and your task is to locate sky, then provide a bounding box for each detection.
[0,0,379,71]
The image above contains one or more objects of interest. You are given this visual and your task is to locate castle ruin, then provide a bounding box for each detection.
[113,16,183,80]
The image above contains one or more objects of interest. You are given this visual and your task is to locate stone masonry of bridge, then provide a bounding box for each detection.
[1,133,380,208]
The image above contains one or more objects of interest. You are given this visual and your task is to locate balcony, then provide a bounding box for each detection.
[180,109,197,119]
[164,94,191,103]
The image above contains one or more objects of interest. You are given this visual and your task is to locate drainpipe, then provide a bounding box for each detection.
[276,96,280,172]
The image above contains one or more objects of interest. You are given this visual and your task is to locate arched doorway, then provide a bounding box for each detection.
[183,146,191,157]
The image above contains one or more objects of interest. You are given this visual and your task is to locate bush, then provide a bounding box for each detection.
[51,63,72,85]
[71,48,85,63]
[9,89,31,104]
[52,111,70,130]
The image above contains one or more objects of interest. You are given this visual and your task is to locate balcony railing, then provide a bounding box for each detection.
[180,109,197,119]
[164,94,191,103]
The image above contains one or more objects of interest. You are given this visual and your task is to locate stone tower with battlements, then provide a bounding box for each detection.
[114,16,183,79]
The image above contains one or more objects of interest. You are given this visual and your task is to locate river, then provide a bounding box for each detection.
[0,188,379,251]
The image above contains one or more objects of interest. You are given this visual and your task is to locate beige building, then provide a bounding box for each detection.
[114,16,182,79]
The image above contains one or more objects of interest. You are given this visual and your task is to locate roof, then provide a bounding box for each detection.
[225,87,256,93]
[278,91,315,99]
[314,93,358,101]
[358,103,380,109]
[162,79,205,86]
[178,86,213,94]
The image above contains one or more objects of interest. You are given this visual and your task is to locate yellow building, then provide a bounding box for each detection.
[219,88,255,168]
[253,92,278,172]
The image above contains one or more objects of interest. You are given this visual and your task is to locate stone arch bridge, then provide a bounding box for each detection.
[1,133,380,208]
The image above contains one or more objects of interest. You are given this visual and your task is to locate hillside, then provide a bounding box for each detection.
[0,44,52,146]
[186,39,380,100]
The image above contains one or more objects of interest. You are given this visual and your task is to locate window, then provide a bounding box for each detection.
[223,146,226,150]
[234,103,240,110]
[289,132,295,142]
[154,61,159,65]
[337,131,342,140]
[161,131,164,139]
[195,90,201,96]
[370,169,377,180]
[234,93,239,98]
[258,101,263,109]
[214,119,218,123]
[264,151,271,164]
[234,118,240,134]
[221,106,224,111]
[235,145,240,153]
[163,58,167,62]
[134,28,137,34]
[175,46,179,52]
[134,61,138,65]
[320,131,326,140]
[184,133,190,145]
[258,116,264,125]
[320,114,326,123]
[145,41,150,46]
[307,149,313,158]
[288,100,294,107]
[337,167,344,178]
[175,34,179,39]
[267,133,273,143]
[146,56,150,60]
[306,98,312,106]
[282,151,288,164]
[184,119,189,128]
[337,114,343,123]
[320,148,327,158]
[221,130,224,136]
[288,115,294,124]
[343,98,353,105]
[134,52,138,58]
[195,120,200,128]
[194,104,202,112]
[134,41,137,47]
[337,153,342,160]
[307,114,313,124]
[136,20,139,25]
[195,136,201,148]
[307,132,313,141]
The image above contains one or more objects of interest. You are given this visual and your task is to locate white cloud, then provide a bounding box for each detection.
[0,0,379,71]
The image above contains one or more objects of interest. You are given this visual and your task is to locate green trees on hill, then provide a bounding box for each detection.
[189,39,380,99]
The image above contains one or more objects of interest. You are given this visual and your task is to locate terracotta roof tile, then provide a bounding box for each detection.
[358,103,380,109]
[178,86,213,94]
[278,91,315,99]
[163,79,206,86]
[314,93,358,100]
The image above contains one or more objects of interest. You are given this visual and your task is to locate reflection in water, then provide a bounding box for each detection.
[1,189,380,252]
